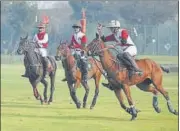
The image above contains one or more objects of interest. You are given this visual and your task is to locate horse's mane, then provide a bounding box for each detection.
[88,38,117,60]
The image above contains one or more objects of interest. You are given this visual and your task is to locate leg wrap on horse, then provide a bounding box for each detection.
[153,96,161,113]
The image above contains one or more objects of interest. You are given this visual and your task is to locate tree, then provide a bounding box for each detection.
[1,1,38,54]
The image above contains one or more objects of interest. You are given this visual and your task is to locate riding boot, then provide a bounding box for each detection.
[43,57,49,77]
[117,52,143,78]
[80,58,88,83]
[123,52,143,75]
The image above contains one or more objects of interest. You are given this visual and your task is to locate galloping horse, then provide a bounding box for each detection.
[55,41,102,109]
[17,35,57,104]
[87,36,178,120]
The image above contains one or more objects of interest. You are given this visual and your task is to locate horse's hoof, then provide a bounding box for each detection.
[136,109,141,113]
[83,103,86,108]
[130,113,137,121]
[130,115,137,121]
[154,107,161,113]
[173,110,178,115]
[41,101,43,105]
[90,106,94,110]
[77,103,81,109]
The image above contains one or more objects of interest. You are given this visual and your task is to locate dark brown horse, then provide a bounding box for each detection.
[17,35,57,104]
[55,41,102,109]
[87,37,178,120]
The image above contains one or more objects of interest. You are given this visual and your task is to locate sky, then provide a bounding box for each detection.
[36,1,69,9]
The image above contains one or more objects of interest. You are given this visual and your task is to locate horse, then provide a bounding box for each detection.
[17,35,57,104]
[87,36,178,120]
[55,41,102,109]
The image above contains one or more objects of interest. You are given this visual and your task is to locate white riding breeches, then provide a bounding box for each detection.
[71,48,81,56]
[123,46,137,57]
[35,48,48,57]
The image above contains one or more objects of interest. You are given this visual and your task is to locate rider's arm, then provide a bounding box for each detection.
[114,29,129,46]
[81,35,87,51]
[103,34,115,42]
[121,29,128,44]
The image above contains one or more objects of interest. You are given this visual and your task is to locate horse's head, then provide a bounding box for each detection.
[17,35,29,55]
[55,40,70,61]
[87,36,105,57]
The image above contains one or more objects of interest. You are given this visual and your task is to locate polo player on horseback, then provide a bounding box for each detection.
[22,22,49,78]
[61,22,88,83]
[96,20,143,88]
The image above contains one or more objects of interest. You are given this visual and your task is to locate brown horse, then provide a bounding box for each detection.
[87,37,178,120]
[17,35,57,104]
[55,41,102,109]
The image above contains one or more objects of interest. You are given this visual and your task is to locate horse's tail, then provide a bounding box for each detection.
[160,65,170,73]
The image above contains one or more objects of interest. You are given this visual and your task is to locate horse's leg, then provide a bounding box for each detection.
[114,87,129,113]
[69,80,80,104]
[90,75,100,109]
[48,72,56,104]
[136,81,161,113]
[30,80,43,104]
[122,84,137,120]
[40,79,48,103]
[81,81,90,108]
[68,82,81,109]
[151,73,178,115]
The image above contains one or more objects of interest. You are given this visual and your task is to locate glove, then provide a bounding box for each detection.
[87,50,92,56]
[121,38,127,44]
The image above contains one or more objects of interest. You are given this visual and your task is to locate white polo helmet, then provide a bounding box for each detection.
[106,20,121,28]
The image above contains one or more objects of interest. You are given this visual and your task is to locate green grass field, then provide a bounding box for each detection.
[1,61,178,131]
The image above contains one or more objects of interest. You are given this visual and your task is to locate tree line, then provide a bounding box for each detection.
[1,1,178,55]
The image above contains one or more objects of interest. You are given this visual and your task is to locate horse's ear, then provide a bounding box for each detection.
[96,33,99,40]
[25,34,28,39]
[60,39,62,45]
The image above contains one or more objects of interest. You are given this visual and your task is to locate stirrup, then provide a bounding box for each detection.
[61,78,67,81]
[102,83,114,91]
[102,83,109,87]
[21,74,28,78]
